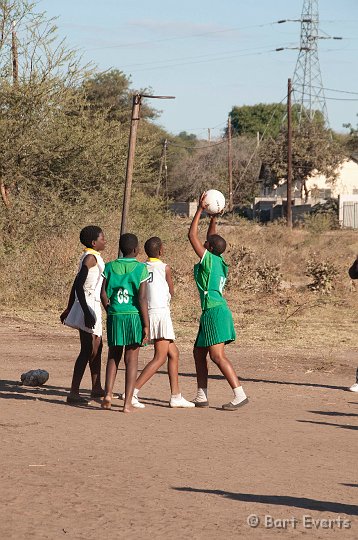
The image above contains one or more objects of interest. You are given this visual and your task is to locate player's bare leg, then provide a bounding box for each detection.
[123,345,140,413]
[194,346,209,388]
[89,336,104,398]
[208,343,240,388]
[130,340,193,408]
[166,342,194,408]
[67,330,94,405]
[208,343,248,410]
[167,342,180,395]
[102,346,123,410]
[134,339,169,390]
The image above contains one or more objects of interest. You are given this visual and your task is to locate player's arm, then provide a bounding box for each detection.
[207,215,218,239]
[188,194,206,258]
[165,265,175,297]
[100,278,109,311]
[60,279,76,324]
[75,254,97,328]
[138,280,150,345]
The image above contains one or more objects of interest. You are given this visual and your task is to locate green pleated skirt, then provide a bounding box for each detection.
[107,313,143,347]
[195,305,236,348]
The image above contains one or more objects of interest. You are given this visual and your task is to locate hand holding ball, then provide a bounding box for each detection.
[201,189,226,215]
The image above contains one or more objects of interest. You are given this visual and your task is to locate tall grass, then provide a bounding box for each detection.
[2,201,358,349]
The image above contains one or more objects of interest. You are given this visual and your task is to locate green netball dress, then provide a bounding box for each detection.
[194,250,236,347]
[103,258,149,347]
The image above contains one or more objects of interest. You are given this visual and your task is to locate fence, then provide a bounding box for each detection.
[339,195,358,229]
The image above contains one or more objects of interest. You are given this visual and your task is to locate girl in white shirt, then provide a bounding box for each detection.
[60,225,106,405]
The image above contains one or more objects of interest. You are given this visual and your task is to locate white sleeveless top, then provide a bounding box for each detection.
[146,259,171,310]
[78,249,105,301]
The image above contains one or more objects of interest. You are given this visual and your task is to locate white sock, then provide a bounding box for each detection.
[194,388,208,402]
[231,386,247,405]
[171,393,181,400]
[133,388,139,398]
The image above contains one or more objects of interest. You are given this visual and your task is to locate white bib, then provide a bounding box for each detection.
[146,260,171,310]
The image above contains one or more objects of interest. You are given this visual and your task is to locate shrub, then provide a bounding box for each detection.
[304,198,339,233]
[304,213,338,234]
[227,245,282,293]
[306,258,338,293]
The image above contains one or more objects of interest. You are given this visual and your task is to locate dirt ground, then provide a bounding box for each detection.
[0,315,357,539]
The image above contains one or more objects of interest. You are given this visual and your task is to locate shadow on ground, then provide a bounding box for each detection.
[172,487,358,516]
[118,368,349,391]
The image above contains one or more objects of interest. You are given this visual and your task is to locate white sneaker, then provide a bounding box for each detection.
[132,395,145,409]
[120,392,145,408]
[349,382,358,393]
[170,395,195,408]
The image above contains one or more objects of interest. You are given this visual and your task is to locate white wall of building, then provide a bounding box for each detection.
[306,159,358,197]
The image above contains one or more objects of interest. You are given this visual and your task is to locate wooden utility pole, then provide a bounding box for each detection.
[207,128,211,142]
[227,115,233,212]
[119,94,175,256]
[156,139,167,197]
[11,21,18,85]
[119,93,141,253]
[163,142,169,208]
[287,78,293,228]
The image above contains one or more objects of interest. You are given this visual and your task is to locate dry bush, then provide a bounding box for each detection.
[306,258,339,294]
[226,245,282,293]
[2,209,358,349]
[304,213,339,235]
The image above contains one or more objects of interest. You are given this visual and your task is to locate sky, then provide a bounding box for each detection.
[39,0,358,138]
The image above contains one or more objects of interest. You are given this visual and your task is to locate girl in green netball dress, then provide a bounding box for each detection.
[188,194,248,411]
[100,233,150,413]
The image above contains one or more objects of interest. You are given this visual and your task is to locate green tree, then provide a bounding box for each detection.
[343,114,358,155]
[0,0,170,245]
[177,131,198,143]
[82,69,158,123]
[169,136,260,205]
[229,103,287,138]
[260,121,346,199]
[228,103,322,139]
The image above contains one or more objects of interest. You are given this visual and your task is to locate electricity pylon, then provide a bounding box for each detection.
[291,0,339,126]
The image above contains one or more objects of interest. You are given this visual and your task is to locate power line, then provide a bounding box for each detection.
[167,139,227,151]
[88,21,278,51]
[232,93,289,197]
[116,42,288,70]
[124,48,279,73]
[315,86,358,96]
[122,43,356,73]
[169,93,289,154]
[293,88,358,102]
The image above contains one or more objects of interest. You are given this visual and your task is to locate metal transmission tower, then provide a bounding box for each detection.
[292,0,328,124]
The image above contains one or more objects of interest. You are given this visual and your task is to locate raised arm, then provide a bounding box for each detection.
[138,281,150,345]
[188,195,206,259]
[206,215,218,239]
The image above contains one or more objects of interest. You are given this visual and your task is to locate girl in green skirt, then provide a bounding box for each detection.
[100,233,150,413]
[188,194,248,411]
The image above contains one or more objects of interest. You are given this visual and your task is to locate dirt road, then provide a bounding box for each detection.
[0,316,357,539]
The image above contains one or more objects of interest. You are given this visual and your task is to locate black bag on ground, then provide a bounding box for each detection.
[348,259,358,279]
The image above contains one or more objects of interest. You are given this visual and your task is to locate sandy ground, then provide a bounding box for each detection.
[0,315,357,539]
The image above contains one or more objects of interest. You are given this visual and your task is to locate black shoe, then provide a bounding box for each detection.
[192,400,209,408]
[222,398,249,411]
[66,395,90,406]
